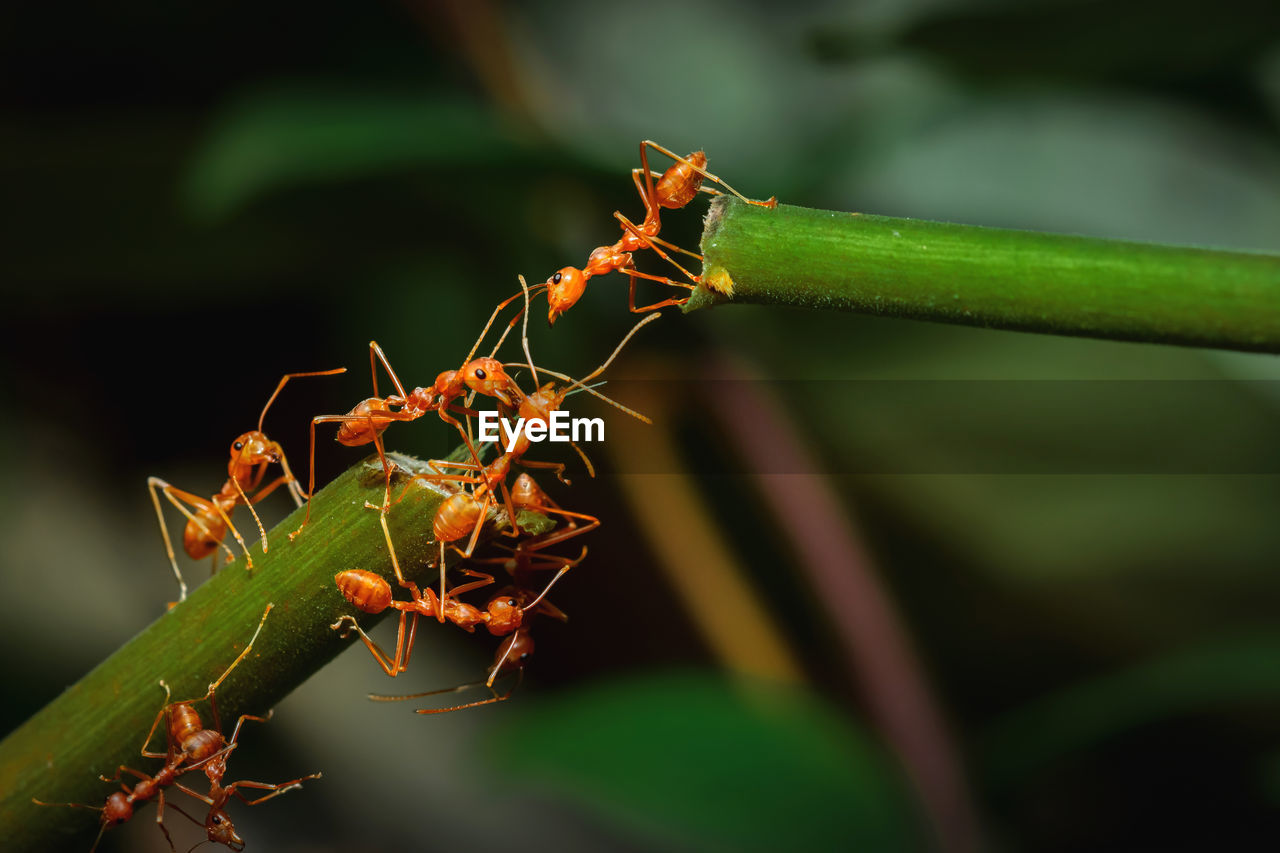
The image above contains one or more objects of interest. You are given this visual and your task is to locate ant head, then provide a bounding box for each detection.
[493,629,534,677]
[485,596,522,635]
[545,267,586,325]
[102,791,132,825]
[206,807,244,850]
[229,431,275,467]
[462,358,518,406]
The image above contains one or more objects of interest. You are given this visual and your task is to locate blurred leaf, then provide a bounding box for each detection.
[841,94,1280,248]
[896,0,1279,91]
[490,671,921,852]
[183,86,523,221]
[982,634,1280,789]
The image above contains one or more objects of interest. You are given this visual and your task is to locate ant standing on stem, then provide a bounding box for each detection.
[147,369,345,602]
[32,604,310,852]
[540,140,776,324]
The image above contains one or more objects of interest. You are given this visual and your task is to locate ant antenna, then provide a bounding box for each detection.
[517,274,539,388]
[575,313,660,389]
[463,282,549,368]
[511,365,650,425]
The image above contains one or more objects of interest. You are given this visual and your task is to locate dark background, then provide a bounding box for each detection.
[4,0,1280,850]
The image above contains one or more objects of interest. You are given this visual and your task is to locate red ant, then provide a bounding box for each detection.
[392,312,656,610]
[540,140,776,324]
[33,604,275,851]
[148,369,344,602]
[366,570,572,714]
[330,546,581,678]
[171,707,321,852]
[289,299,539,553]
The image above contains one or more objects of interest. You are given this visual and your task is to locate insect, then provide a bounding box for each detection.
[173,706,321,852]
[331,548,579,678]
[391,312,656,609]
[542,140,777,324]
[33,604,275,851]
[148,369,345,602]
[367,570,574,714]
[290,330,530,550]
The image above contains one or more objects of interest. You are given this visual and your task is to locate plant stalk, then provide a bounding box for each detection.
[0,452,545,852]
[688,197,1280,353]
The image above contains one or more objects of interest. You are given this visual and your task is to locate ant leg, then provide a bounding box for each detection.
[291,409,415,535]
[497,479,521,537]
[437,408,486,472]
[517,457,571,485]
[170,779,215,806]
[175,603,272,733]
[518,507,602,552]
[616,212,701,284]
[393,463,482,504]
[99,764,151,785]
[627,270,696,314]
[229,772,323,806]
[146,477,189,603]
[139,681,174,759]
[368,672,521,714]
[256,367,348,432]
[332,611,416,677]
[368,341,409,401]
[447,569,496,598]
[568,441,596,478]
[636,139,662,228]
[226,711,273,748]
[151,479,240,572]
[277,447,307,507]
[153,790,177,853]
[640,140,777,208]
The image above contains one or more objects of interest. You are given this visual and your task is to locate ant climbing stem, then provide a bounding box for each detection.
[633,140,776,226]
[358,548,580,713]
[168,705,320,852]
[32,604,275,852]
[402,315,653,615]
[148,369,345,603]
[542,141,776,324]
[331,546,579,679]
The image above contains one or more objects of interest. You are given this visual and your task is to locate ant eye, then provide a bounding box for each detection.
[233,441,244,451]
[507,599,517,607]
[552,272,562,284]
[474,368,487,380]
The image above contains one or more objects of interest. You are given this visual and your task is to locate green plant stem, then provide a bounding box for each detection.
[687,197,1280,353]
[0,452,546,852]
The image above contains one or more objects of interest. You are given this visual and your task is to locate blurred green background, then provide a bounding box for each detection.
[4,0,1280,850]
